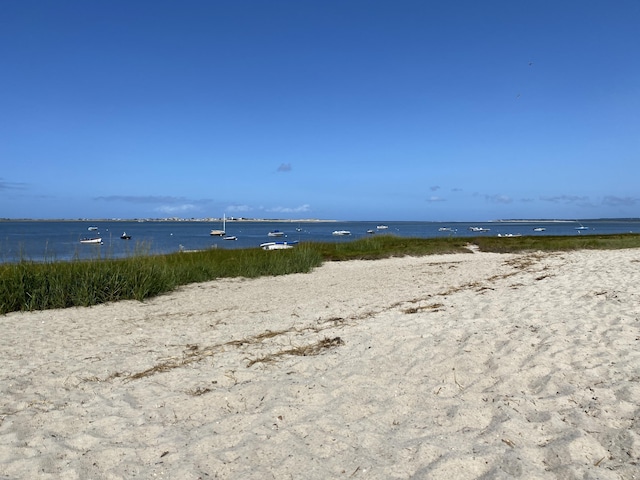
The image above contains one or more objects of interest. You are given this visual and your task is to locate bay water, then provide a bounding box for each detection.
[1,219,638,263]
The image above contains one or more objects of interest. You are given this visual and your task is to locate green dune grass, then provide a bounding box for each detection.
[1,233,639,315]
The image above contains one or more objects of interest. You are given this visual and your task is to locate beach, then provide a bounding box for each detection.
[1,248,639,479]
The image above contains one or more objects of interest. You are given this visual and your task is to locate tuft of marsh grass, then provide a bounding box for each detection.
[0,245,323,314]
[1,233,639,315]
[306,234,471,261]
[472,233,640,253]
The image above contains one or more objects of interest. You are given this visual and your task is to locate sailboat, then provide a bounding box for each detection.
[210,214,226,236]
[575,220,589,231]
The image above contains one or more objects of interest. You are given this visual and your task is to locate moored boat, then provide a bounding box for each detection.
[260,241,298,250]
[268,230,285,237]
[80,237,102,244]
[332,230,351,236]
[210,214,227,236]
[120,232,131,239]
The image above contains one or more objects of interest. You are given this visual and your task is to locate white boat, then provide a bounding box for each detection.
[438,227,456,232]
[575,221,589,230]
[366,229,376,234]
[469,226,490,232]
[332,230,351,236]
[120,232,132,239]
[260,241,298,250]
[268,230,285,237]
[533,227,546,232]
[497,233,522,238]
[376,225,388,230]
[80,237,102,244]
[210,214,226,236]
[88,226,98,231]
[223,235,237,241]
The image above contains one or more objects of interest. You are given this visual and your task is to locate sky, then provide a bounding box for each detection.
[1,1,639,221]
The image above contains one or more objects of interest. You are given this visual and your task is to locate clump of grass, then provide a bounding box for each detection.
[307,234,471,261]
[472,233,640,253]
[0,245,323,314]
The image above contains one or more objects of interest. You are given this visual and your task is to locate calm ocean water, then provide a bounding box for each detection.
[1,219,639,263]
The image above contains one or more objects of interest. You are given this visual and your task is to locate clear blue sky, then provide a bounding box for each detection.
[2,1,639,221]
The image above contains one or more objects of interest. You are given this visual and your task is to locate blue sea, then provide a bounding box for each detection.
[1,219,639,263]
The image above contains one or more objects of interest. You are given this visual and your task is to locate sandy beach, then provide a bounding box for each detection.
[1,248,639,479]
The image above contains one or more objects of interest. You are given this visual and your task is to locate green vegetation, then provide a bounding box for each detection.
[2,233,640,315]
[472,233,640,253]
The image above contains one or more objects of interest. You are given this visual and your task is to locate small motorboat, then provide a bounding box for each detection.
[223,235,237,241]
[120,232,132,240]
[268,230,285,237]
[80,237,103,244]
[260,241,298,250]
[332,230,351,236]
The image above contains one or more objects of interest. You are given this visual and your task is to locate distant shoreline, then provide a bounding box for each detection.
[0,218,339,223]
[1,217,638,223]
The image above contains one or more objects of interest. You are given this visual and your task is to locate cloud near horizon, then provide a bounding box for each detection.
[0,178,27,190]
[266,204,311,213]
[95,195,192,204]
[226,204,252,213]
[540,195,590,205]
[155,204,199,215]
[482,194,513,204]
[602,195,638,207]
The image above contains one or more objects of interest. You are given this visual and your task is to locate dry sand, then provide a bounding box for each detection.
[1,248,639,479]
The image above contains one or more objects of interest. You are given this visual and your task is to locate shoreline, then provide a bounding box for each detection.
[1,249,639,478]
[2,217,640,223]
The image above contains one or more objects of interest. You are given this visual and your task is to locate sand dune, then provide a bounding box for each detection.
[1,249,639,479]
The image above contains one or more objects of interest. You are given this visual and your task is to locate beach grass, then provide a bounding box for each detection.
[1,233,639,314]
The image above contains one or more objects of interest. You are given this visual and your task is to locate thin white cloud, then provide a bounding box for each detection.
[226,204,252,213]
[427,196,445,202]
[155,204,199,215]
[483,194,513,204]
[540,195,590,205]
[277,163,292,172]
[95,195,214,209]
[267,204,310,213]
[95,195,189,204]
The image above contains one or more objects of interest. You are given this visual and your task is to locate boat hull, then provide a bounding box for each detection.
[80,238,102,244]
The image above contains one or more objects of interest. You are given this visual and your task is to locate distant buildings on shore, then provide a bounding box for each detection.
[1,217,336,223]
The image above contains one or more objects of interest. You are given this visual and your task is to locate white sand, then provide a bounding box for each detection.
[1,249,639,479]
